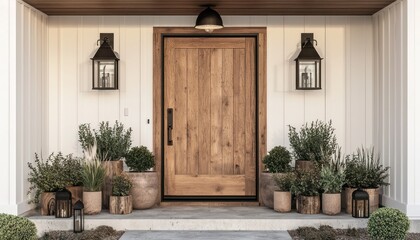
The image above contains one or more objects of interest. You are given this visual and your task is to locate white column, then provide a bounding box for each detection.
[406,0,420,218]
[0,0,18,215]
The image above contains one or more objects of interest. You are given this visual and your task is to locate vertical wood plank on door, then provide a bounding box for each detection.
[174,48,188,175]
[210,49,224,175]
[187,49,199,175]
[222,49,234,175]
[245,38,256,195]
[198,49,212,175]
[233,48,246,175]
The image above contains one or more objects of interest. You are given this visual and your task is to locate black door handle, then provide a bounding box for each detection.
[167,108,173,145]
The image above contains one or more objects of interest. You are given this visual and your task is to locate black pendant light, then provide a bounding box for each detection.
[195,6,224,33]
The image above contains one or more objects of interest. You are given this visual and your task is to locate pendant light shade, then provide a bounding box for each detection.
[195,7,224,33]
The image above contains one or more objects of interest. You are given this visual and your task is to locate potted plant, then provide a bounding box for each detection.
[79,121,132,209]
[260,146,292,208]
[109,174,133,214]
[125,146,158,209]
[320,165,344,215]
[344,147,389,214]
[63,155,83,206]
[81,144,105,215]
[28,153,69,215]
[291,170,321,214]
[288,120,337,171]
[273,172,295,213]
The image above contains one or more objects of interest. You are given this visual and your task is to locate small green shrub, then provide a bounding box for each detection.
[62,155,83,186]
[288,120,337,164]
[368,208,410,240]
[0,214,37,240]
[320,165,344,193]
[125,146,155,172]
[112,174,132,196]
[273,172,295,191]
[291,170,321,196]
[263,146,292,173]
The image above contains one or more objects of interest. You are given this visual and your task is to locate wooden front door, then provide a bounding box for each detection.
[163,36,257,199]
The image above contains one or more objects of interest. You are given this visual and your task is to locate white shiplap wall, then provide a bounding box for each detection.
[47,16,374,160]
[0,0,47,214]
[374,0,420,217]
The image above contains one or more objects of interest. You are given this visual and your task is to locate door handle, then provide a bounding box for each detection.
[167,108,173,145]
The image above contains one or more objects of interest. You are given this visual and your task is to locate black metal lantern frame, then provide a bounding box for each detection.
[55,189,72,218]
[73,200,84,233]
[91,33,119,90]
[294,33,323,90]
[352,188,370,218]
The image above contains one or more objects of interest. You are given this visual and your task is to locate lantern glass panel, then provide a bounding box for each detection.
[74,209,83,233]
[93,60,117,89]
[297,60,321,89]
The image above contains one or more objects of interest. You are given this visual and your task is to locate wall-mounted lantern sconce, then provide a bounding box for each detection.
[91,33,119,90]
[195,6,224,33]
[294,33,323,90]
[352,188,370,218]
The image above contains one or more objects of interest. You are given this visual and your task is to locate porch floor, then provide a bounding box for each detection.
[28,206,369,236]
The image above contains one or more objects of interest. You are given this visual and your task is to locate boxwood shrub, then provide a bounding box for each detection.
[368,208,410,240]
[0,213,37,240]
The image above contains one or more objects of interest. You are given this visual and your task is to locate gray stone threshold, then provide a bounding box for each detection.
[120,231,292,240]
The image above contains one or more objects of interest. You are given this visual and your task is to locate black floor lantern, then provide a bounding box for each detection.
[91,34,119,90]
[55,189,72,218]
[73,200,84,233]
[295,33,323,90]
[352,188,370,218]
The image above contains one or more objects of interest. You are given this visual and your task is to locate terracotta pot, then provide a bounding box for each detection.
[40,192,56,216]
[273,191,291,213]
[322,193,341,215]
[83,191,102,215]
[66,186,83,206]
[295,160,314,172]
[344,187,357,214]
[260,172,279,208]
[109,195,133,215]
[362,188,380,213]
[101,160,123,209]
[297,195,320,214]
[127,172,159,209]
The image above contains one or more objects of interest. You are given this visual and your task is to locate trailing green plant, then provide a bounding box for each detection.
[288,120,337,164]
[125,146,155,172]
[27,153,71,204]
[0,214,37,240]
[273,172,295,191]
[112,174,132,196]
[368,208,410,240]
[291,170,321,196]
[344,147,390,188]
[263,146,292,173]
[81,159,105,192]
[320,165,345,193]
[78,121,132,161]
[62,155,83,186]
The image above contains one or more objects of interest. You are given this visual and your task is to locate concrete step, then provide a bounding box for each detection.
[120,231,292,240]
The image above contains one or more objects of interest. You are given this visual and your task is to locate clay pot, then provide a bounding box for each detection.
[260,172,278,208]
[362,188,380,213]
[40,192,56,216]
[273,191,291,213]
[66,186,83,206]
[83,191,102,215]
[126,172,159,209]
[109,195,133,215]
[322,193,341,215]
[297,195,320,214]
[101,160,123,209]
[344,187,357,214]
[295,160,314,172]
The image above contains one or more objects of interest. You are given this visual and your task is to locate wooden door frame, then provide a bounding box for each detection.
[153,27,267,204]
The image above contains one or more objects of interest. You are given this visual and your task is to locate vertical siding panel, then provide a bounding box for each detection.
[365,16,374,148]
[283,17,305,155]
[326,16,346,153]
[303,16,326,123]
[401,0,408,205]
[345,17,351,154]
[140,16,154,149]
[16,2,23,204]
[394,3,402,203]
[266,16,284,149]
